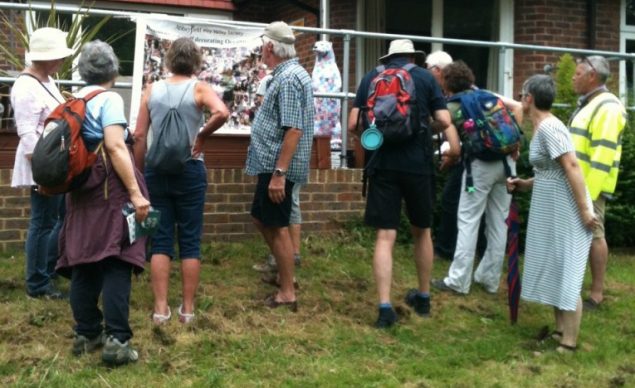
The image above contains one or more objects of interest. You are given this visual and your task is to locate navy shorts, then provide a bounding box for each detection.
[145,160,207,260]
[250,173,295,228]
[364,170,434,229]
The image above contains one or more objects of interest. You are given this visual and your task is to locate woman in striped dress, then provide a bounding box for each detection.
[507,75,597,353]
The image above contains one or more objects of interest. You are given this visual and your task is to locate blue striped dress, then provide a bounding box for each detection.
[521,117,593,311]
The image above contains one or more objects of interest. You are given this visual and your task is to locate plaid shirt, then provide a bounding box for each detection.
[246,58,314,184]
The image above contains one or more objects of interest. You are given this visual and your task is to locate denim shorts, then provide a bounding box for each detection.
[145,160,207,259]
[289,183,302,225]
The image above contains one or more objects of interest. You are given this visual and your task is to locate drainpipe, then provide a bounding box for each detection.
[587,0,597,49]
[320,0,329,41]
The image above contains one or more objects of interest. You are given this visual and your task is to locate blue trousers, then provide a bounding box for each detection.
[25,188,64,294]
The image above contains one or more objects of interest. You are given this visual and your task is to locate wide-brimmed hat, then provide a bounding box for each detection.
[262,21,295,44]
[379,39,425,63]
[26,27,73,62]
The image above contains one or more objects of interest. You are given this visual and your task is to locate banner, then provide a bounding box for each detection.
[130,17,263,132]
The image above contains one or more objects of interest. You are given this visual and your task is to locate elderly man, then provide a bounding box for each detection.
[349,40,460,328]
[246,21,314,311]
[569,56,626,311]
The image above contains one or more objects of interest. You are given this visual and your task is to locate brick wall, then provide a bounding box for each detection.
[514,0,620,94]
[0,168,366,251]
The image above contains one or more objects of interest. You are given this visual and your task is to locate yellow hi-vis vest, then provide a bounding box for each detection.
[569,91,626,200]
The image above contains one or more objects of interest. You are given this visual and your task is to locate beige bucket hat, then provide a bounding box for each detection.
[26,27,73,62]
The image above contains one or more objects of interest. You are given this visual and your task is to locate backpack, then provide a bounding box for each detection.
[31,89,106,195]
[447,89,522,192]
[145,81,194,174]
[447,89,521,160]
[365,63,419,144]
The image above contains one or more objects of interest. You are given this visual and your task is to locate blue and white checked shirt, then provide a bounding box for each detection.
[246,58,315,184]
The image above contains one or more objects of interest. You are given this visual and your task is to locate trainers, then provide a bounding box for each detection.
[432,279,461,294]
[404,289,431,317]
[72,332,106,356]
[374,306,397,329]
[252,254,278,273]
[102,336,139,366]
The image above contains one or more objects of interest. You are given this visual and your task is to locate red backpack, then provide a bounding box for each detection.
[365,63,419,144]
[31,89,105,195]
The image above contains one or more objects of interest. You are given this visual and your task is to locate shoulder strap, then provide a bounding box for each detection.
[82,89,107,102]
[402,63,416,72]
[375,65,386,73]
[18,73,64,104]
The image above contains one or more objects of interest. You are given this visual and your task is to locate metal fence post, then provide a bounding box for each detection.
[340,33,351,168]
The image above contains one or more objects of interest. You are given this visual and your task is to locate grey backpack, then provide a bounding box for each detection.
[145,81,194,174]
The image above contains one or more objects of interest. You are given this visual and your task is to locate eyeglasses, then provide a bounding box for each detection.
[427,64,439,71]
[577,57,597,73]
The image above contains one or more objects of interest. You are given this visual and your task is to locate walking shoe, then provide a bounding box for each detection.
[102,336,139,366]
[252,254,277,273]
[27,285,67,300]
[404,289,431,317]
[374,306,397,329]
[72,332,106,356]
[432,279,461,294]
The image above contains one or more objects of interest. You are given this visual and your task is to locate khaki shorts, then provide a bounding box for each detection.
[592,197,606,240]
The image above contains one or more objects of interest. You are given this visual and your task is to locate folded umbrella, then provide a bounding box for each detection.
[506,200,521,324]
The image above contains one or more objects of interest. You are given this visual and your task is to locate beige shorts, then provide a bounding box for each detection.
[592,197,606,240]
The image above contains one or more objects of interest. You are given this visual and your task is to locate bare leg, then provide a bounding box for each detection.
[289,223,301,257]
[180,258,200,314]
[589,237,608,304]
[374,229,397,304]
[412,226,433,293]
[151,254,171,315]
[558,297,583,348]
[261,224,295,302]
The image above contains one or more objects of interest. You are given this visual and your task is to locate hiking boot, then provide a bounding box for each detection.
[102,336,139,366]
[27,285,67,300]
[252,254,277,273]
[374,306,397,329]
[404,289,431,317]
[72,332,106,356]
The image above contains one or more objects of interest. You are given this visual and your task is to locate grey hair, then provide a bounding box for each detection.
[263,36,296,59]
[522,74,555,110]
[582,55,610,83]
[78,40,119,85]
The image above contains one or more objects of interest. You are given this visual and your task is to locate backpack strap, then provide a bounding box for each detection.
[81,89,107,102]
[402,63,417,72]
[18,73,64,104]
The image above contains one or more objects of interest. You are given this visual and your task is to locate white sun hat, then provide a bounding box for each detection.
[26,27,73,62]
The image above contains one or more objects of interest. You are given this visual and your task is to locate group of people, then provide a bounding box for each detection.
[10,20,624,367]
[348,39,625,356]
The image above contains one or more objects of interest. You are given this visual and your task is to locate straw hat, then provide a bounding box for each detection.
[26,27,73,62]
[379,39,425,63]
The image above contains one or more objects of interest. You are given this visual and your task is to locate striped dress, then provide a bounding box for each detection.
[521,117,593,311]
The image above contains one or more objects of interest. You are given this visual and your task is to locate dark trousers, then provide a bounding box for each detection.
[435,162,487,260]
[70,258,133,342]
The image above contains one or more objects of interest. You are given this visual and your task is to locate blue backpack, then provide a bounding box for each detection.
[448,89,521,192]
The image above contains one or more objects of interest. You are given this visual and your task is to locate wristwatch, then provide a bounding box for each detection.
[273,168,287,177]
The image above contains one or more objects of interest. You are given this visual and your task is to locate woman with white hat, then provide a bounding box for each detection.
[10,27,73,299]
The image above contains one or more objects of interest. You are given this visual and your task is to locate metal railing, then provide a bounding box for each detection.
[1,1,634,168]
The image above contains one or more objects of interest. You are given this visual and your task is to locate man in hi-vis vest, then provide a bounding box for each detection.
[569,55,626,311]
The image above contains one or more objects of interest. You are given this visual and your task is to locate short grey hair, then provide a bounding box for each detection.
[78,40,119,85]
[263,36,296,59]
[522,74,555,110]
[581,55,610,83]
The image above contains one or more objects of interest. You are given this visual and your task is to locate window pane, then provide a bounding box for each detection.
[627,0,635,26]
[84,16,136,76]
[385,0,432,56]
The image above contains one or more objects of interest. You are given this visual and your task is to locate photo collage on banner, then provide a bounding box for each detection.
[131,17,263,132]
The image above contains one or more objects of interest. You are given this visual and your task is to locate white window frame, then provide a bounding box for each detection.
[619,0,635,102]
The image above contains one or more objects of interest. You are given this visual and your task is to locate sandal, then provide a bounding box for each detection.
[261,273,300,289]
[177,305,195,324]
[556,343,577,354]
[152,307,171,325]
[264,293,298,312]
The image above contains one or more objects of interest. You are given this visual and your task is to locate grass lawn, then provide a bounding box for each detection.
[0,227,634,387]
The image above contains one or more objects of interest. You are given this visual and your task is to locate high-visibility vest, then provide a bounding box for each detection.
[569,91,626,200]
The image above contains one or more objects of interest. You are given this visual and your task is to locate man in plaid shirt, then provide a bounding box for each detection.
[246,21,314,311]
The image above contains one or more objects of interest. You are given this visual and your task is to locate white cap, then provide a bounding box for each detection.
[425,51,453,69]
